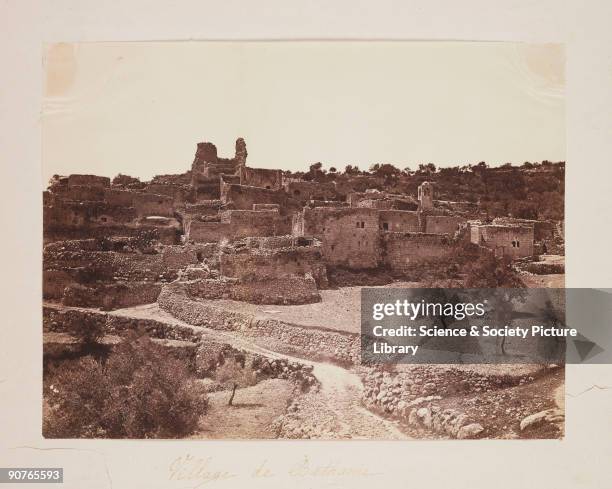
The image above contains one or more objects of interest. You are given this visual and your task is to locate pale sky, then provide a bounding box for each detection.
[43,42,565,184]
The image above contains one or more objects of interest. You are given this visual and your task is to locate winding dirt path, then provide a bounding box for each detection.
[112,304,409,439]
[304,361,407,439]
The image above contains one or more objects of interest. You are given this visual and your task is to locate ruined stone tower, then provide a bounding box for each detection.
[191,142,218,178]
[190,138,247,199]
[418,181,434,210]
[235,137,247,168]
[191,138,247,182]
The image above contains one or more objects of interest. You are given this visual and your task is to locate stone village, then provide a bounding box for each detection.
[43,138,566,440]
[43,138,556,309]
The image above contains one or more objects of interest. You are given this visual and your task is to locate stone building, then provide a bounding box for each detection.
[293,207,381,268]
[470,223,534,259]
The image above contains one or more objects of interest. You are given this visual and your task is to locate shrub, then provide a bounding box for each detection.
[195,343,245,377]
[66,312,106,346]
[463,253,525,288]
[43,332,208,438]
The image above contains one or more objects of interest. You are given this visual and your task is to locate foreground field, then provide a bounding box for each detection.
[187,281,421,334]
[192,379,295,439]
[43,282,566,440]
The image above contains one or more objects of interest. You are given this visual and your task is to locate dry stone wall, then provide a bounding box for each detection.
[158,283,360,365]
[219,239,328,288]
[361,368,499,439]
[43,239,205,308]
[62,282,162,310]
[43,304,202,343]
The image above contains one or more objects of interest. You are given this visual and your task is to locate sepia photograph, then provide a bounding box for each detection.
[41,41,566,440]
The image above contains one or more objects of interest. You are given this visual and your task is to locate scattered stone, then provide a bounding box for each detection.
[457,423,484,439]
[520,409,564,431]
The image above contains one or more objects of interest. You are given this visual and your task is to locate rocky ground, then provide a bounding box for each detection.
[359,364,564,439]
[44,290,566,440]
[163,302,564,440]
[518,254,565,288]
[521,273,565,288]
[454,368,565,439]
[272,361,407,439]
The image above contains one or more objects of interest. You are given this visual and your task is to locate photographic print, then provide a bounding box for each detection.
[42,41,565,440]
